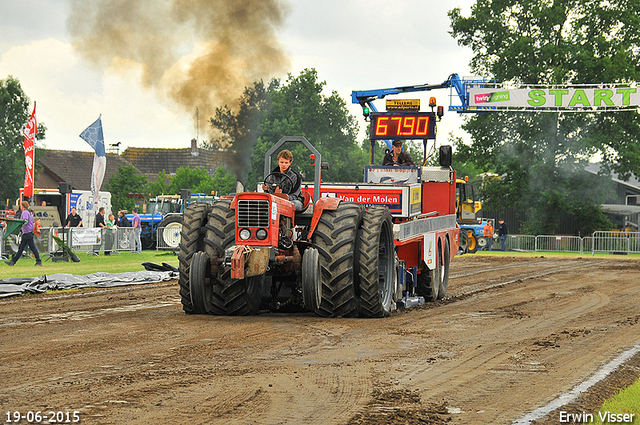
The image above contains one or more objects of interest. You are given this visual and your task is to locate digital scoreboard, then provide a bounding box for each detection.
[370,112,437,140]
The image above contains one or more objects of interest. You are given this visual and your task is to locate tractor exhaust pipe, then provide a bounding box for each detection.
[236,180,245,194]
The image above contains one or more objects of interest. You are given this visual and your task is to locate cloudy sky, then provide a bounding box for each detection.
[0,0,476,154]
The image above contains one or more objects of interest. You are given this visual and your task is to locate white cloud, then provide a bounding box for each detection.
[0,38,193,152]
[1,0,477,156]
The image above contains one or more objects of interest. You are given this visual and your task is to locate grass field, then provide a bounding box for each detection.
[0,250,179,280]
[594,378,640,424]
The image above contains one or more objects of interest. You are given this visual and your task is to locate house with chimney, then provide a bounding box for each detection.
[35,140,225,191]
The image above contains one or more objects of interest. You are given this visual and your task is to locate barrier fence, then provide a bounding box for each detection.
[3,228,640,259]
[1,227,142,259]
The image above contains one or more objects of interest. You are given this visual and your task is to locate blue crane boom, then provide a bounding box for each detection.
[351,73,493,114]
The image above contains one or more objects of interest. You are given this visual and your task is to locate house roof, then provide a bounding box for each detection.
[585,163,640,191]
[38,150,134,191]
[120,145,225,176]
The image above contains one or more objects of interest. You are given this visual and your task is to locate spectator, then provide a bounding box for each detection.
[94,207,106,256]
[4,201,42,267]
[64,207,83,227]
[104,213,116,256]
[482,220,494,251]
[497,218,509,251]
[115,210,130,228]
[131,208,142,254]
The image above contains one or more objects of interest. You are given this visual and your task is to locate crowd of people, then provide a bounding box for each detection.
[1,204,144,266]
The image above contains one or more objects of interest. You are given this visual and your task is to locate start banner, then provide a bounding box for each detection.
[469,86,640,110]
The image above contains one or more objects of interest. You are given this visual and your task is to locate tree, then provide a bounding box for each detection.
[147,170,171,196]
[251,69,368,189]
[449,0,640,234]
[0,76,46,207]
[210,69,368,191]
[168,167,215,195]
[208,80,276,186]
[106,164,148,212]
[211,166,237,196]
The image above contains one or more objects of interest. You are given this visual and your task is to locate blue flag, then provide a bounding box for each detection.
[80,116,106,211]
[80,116,106,157]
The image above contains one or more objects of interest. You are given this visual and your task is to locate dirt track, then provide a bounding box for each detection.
[1,255,639,424]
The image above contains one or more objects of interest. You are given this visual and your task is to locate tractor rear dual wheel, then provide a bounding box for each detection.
[356,206,395,318]
[312,202,363,317]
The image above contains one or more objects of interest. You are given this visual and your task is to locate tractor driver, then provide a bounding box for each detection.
[382,140,416,166]
[262,149,304,211]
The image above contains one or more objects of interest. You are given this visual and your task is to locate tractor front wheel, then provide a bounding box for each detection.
[178,203,211,314]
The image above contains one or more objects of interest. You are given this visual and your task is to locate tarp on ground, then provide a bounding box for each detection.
[0,270,178,298]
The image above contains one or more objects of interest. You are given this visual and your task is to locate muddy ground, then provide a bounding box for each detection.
[1,255,639,424]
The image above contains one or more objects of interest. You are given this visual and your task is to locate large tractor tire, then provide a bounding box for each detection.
[158,214,183,250]
[357,206,395,318]
[203,200,264,315]
[178,203,212,314]
[437,238,451,300]
[312,202,363,317]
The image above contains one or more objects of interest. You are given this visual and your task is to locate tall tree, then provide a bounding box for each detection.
[249,69,367,189]
[209,69,368,191]
[168,167,215,195]
[106,164,148,212]
[0,76,46,207]
[449,0,640,234]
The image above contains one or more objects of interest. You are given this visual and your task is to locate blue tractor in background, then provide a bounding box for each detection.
[128,192,216,250]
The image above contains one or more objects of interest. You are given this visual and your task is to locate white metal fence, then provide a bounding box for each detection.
[494,232,640,255]
[1,227,142,259]
[4,227,640,259]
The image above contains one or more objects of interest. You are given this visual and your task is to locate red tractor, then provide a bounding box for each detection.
[178,136,459,317]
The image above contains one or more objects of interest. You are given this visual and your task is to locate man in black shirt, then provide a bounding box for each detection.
[64,207,83,227]
[382,140,416,166]
[262,149,304,211]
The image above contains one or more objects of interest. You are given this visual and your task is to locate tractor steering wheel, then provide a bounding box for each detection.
[263,172,295,194]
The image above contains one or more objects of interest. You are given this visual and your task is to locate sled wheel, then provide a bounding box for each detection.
[437,238,450,300]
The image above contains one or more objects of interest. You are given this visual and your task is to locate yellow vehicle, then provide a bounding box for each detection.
[456,177,483,253]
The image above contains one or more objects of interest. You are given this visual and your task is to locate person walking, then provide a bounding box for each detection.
[482,220,494,251]
[132,208,142,253]
[4,201,42,267]
[497,218,509,251]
